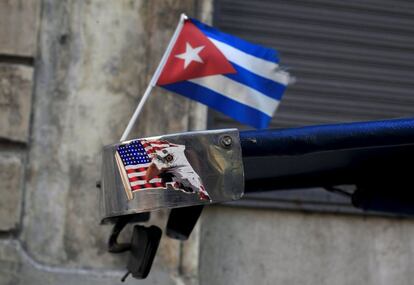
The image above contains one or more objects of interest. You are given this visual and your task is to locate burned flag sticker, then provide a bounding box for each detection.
[114,139,211,202]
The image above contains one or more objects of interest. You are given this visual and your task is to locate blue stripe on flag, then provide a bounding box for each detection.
[224,63,286,101]
[161,81,272,129]
[190,18,279,63]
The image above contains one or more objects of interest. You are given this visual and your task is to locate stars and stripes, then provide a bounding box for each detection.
[116,139,172,191]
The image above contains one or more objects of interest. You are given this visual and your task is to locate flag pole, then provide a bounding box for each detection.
[120,14,188,142]
[114,151,134,200]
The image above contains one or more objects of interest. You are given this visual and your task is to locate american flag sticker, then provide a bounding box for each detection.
[115,139,211,202]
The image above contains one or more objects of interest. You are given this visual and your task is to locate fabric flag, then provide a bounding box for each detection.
[156,17,290,129]
[116,139,173,191]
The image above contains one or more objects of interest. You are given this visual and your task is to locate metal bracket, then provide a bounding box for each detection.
[99,117,414,281]
[99,129,244,222]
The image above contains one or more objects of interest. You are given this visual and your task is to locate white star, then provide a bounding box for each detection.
[175,42,205,69]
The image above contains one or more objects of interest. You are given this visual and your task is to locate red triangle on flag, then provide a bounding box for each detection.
[157,20,236,86]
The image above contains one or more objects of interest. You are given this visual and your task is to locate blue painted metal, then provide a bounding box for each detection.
[240,117,414,157]
[240,117,414,215]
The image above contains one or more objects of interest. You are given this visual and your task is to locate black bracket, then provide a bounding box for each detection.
[106,213,161,281]
[106,206,203,281]
[166,205,204,240]
[123,225,162,280]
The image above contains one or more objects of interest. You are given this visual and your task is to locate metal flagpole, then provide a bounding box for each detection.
[120,13,188,142]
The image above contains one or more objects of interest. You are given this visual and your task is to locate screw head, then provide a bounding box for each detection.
[220,135,233,148]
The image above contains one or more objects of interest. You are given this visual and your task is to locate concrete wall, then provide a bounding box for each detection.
[0,0,209,284]
[200,206,414,285]
[2,1,414,285]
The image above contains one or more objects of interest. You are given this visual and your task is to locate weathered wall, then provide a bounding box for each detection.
[200,207,414,285]
[0,0,40,57]
[0,0,208,284]
[3,0,414,285]
[0,0,39,238]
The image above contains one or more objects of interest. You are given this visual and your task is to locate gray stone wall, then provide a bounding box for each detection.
[3,1,414,285]
[200,206,414,285]
[0,0,40,57]
[0,0,208,284]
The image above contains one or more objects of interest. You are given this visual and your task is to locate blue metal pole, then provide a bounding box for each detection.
[240,117,414,192]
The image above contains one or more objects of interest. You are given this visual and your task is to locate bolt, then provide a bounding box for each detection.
[220,135,232,148]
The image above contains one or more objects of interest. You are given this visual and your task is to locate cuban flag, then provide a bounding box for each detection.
[156,17,290,129]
